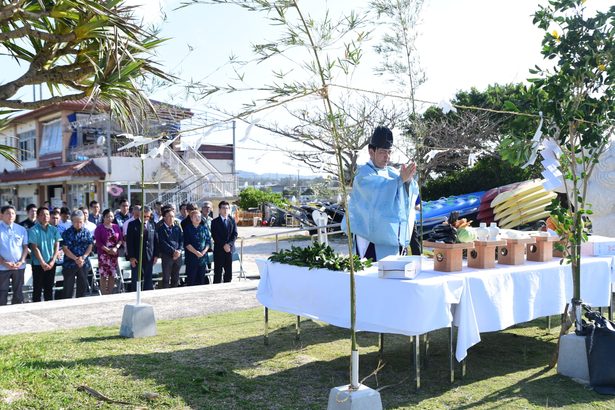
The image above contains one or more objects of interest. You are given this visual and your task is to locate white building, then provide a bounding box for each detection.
[0,99,237,218]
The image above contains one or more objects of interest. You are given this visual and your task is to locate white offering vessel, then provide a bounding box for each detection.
[476,222,489,241]
[488,222,500,241]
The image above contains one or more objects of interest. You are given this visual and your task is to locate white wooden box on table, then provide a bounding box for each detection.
[377,255,423,279]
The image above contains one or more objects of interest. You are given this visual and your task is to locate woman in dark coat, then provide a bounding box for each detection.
[183,210,211,286]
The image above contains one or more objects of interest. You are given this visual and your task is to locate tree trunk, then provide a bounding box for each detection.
[571,211,583,332]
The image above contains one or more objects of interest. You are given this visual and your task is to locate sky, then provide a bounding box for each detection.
[132,0,549,175]
[3,0,561,175]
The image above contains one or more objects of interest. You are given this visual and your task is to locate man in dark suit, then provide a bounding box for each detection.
[125,206,158,291]
[156,208,183,288]
[210,200,238,283]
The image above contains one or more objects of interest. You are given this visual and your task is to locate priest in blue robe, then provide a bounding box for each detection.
[345,126,419,261]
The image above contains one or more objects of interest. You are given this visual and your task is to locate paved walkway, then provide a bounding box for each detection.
[0,226,347,336]
[0,280,261,336]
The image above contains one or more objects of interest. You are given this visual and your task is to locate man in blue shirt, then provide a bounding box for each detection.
[0,205,28,305]
[346,126,419,261]
[57,207,71,234]
[29,207,61,302]
[61,210,94,298]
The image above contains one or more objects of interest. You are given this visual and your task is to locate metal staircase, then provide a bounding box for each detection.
[182,146,235,198]
[147,145,237,208]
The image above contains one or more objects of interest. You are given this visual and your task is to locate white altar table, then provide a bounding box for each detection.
[256,256,613,362]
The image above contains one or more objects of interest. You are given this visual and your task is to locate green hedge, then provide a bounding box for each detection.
[237,187,286,209]
[420,156,538,201]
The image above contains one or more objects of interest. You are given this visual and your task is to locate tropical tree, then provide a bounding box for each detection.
[503,0,614,331]
[0,0,170,120]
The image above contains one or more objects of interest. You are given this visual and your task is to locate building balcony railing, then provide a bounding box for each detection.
[67,139,153,161]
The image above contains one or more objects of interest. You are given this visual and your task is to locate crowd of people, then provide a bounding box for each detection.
[0,199,239,306]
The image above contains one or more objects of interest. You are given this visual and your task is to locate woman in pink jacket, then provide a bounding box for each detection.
[94,209,123,294]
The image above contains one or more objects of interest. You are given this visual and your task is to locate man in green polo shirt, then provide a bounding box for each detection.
[29,207,61,302]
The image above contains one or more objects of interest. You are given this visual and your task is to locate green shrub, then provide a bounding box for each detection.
[237,187,287,209]
[421,156,539,200]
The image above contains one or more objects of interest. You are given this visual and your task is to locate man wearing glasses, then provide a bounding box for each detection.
[201,201,213,230]
[346,126,419,261]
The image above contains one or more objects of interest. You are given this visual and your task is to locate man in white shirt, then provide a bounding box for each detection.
[79,207,97,235]
[122,205,139,237]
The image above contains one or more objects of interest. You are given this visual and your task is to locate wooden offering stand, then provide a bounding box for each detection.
[468,240,507,269]
[424,241,474,272]
[498,237,536,265]
[526,235,558,262]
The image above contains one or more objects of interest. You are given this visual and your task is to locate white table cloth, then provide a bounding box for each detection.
[256,259,464,337]
[453,256,613,361]
[256,256,613,362]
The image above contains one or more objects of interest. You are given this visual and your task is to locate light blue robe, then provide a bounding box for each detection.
[345,160,419,260]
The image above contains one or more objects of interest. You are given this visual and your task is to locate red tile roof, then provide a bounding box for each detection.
[0,160,105,183]
[10,98,192,124]
[10,98,110,123]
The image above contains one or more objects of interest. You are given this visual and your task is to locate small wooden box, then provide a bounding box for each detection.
[468,240,507,269]
[527,235,558,262]
[424,241,474,272]
[498,237,536,265]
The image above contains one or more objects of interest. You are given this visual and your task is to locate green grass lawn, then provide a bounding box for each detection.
[1,308,614,409]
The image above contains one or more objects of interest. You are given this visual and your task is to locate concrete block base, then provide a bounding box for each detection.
[327,384,382,410]
[557,334,589,384]
[119,303,157,338]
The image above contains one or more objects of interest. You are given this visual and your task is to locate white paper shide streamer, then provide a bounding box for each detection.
[521,111,543,169]
[438,99,457,114]
[467,152,479,167]
[540,137,564,191]
[423,149,445,163]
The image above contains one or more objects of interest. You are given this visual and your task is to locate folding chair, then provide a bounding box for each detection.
[152,259,163,289]
[232,250,245,280]
[205,251,214,284]
[118,260,132,293]
[22,264,34,303]
[178,264,187,286]
[53,266,64,300]
[88,258,101,296]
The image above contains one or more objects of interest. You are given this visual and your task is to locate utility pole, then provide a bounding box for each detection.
[232,120,237,195]
[106,112,112,208]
